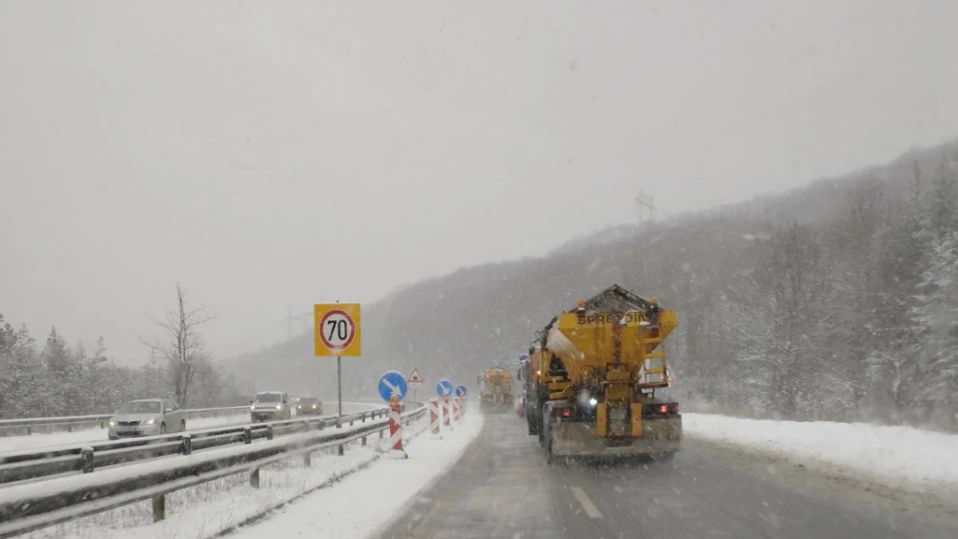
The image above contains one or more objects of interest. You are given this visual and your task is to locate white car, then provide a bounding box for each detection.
[250,391,292,422]
[108,398,187,439]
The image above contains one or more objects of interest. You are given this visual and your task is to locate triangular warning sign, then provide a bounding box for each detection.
[407,368,424,383]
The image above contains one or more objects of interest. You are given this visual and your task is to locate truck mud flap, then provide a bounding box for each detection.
[549,417,682,458]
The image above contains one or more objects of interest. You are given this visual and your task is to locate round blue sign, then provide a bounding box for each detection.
[519,354,529,363]
[455,385,468,397]
[436,379,454,397]
[378,370,408,402]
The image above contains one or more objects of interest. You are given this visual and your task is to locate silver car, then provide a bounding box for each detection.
[108,398,187,439]
[250,391,292,422]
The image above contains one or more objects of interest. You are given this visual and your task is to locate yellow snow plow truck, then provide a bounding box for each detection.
[478,366,514,411]
[524,284,681,463]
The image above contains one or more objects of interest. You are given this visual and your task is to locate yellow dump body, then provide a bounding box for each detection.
[545,308,678,402]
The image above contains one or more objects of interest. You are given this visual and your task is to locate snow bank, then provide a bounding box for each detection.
[230,409,484,539]
[684,413,958,494]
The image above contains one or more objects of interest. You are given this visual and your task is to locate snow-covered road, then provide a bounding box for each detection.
[229,408,484,539]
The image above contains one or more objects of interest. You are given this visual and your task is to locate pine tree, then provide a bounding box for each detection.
[0,318,44,418]
[911,157,958,425]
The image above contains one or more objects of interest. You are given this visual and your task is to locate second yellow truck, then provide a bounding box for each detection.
[478,366,515,411]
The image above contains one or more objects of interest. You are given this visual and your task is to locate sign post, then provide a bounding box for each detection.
[314,303,362,426]
[407,368,424,403]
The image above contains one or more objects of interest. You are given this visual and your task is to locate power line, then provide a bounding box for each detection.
[635,191,656,226]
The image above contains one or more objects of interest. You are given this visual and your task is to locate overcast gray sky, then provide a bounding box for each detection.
[2,0,957,361]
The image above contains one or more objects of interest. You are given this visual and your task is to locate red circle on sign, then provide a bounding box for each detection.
[318,309,355,351]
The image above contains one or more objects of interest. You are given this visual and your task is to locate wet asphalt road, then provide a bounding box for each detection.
[378,411,958,539]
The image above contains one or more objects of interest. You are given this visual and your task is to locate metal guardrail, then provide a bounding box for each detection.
[0,403,427,539]
[0,405,251,435]
[0,408,391,484]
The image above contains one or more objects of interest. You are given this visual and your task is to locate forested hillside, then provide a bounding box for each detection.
[0,317,250,419]
[230,140,958,428]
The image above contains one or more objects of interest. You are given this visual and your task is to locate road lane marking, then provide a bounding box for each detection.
[571,486,603,519]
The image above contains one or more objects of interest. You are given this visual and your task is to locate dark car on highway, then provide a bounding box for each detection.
[295,397,323,416]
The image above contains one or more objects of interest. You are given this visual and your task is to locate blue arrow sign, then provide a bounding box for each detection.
[378,370,408,402]
[455,385,467,397]
[519,354,529,363]
[436,379,454,397]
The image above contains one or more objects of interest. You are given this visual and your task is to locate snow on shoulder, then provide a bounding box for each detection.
[230,408,484,539]
[684,413,958,497]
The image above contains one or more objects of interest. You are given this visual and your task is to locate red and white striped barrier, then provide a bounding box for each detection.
[429,398,442,438]
[442,396,451,428]
[387,395,407,459]
[452,397,462,422]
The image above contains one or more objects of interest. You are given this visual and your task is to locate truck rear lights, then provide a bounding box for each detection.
[642,402,679,418]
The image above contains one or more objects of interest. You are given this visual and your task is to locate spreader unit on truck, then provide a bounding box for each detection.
[523,284,681,463]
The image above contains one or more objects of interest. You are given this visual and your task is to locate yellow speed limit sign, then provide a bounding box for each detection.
[314,303,361,357]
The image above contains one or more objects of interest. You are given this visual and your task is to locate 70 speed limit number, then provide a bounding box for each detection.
[313,303,361,357]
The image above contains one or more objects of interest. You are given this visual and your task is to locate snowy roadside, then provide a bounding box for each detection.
[684,413,958,499]
[227,409,485,539]
[17,407,481,539]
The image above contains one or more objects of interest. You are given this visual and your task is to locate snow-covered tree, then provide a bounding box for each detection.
[140,283,216,407]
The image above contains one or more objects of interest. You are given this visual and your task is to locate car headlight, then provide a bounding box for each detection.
[250,405,255,410]
[108,420,115,427]
[312,404,317,409]
[275,404,282,410]
[144,418,156,425]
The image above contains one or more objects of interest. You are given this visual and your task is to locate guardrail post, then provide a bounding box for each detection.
[152,495,166,522]
[243,427,252,445]
[267,425,274,440]
[362,412,366,423]
[67,424,73,433]
[379,429,384,439]
[250,468,260,488]
[362,435,367,446]
[304,451,312,467]
[81,447,94,473]
[181,435,192,455]
[336,416,342,429]
[338,443,344,456]
[349,418,354,426]
[26,426,32,436]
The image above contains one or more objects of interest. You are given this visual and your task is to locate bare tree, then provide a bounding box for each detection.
[140,283,215,407]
